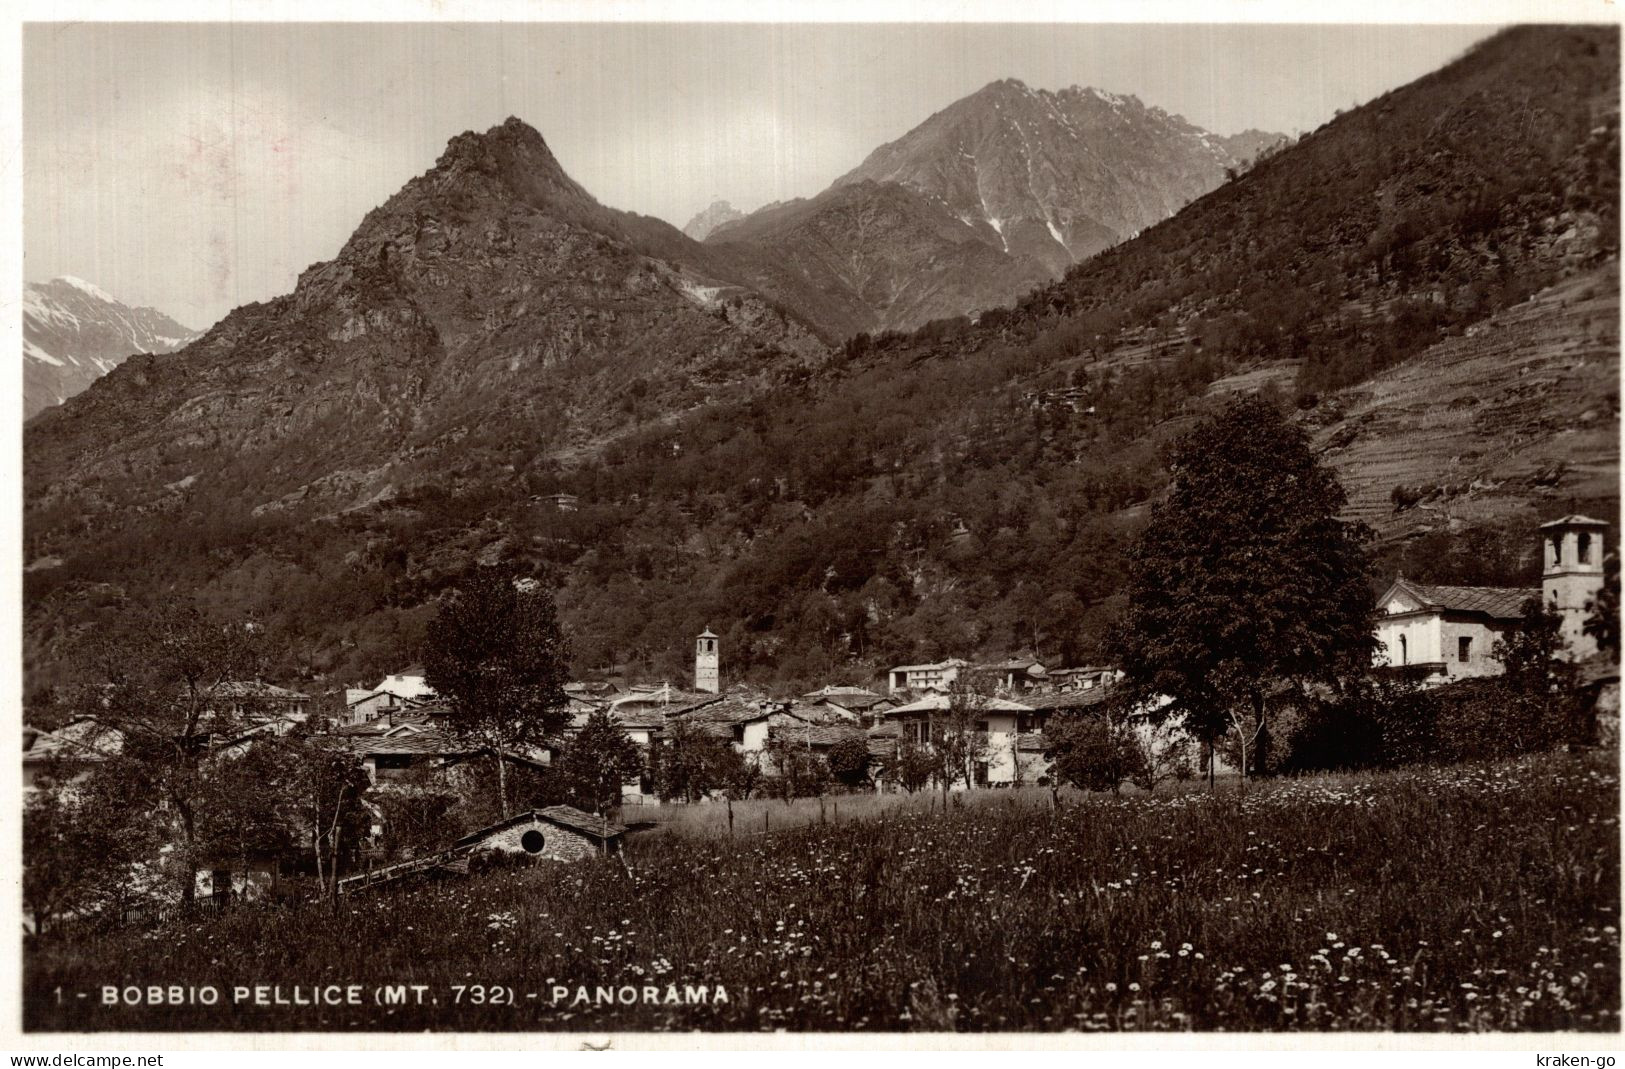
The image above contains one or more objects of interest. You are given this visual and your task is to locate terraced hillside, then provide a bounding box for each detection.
[1319,262,1619,541]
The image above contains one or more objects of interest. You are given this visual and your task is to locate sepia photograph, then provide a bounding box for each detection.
[12,5,1622,1042]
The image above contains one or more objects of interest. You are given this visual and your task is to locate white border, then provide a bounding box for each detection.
[4,0,1622,1055]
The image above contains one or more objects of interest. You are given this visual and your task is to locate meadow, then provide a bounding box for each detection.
[24,753,1620,1032]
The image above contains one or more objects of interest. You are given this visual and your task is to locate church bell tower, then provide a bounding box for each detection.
[695,628,720,693]
[1541,514,1609,661]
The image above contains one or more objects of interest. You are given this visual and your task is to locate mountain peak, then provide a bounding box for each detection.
[836,79,1279,274]
[684,199,746,241]
[48,275,118,303]
[430,116,588,200]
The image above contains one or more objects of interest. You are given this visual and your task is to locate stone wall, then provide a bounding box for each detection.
[470,817,604,863]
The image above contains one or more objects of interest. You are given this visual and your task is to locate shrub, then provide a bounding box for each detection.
[1047,714,1144,793]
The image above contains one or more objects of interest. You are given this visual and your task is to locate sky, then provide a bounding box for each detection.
[23,21,1506,329]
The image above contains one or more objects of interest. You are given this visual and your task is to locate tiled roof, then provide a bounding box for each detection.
[769,723,865,748]
[801,686,889,711]
[890,659,970,673]
[610,689,718,715]
[778,704,856,726]
[217,681,311,701]
[1540,514,1610,528]
[24,719,123,761]
[1579,654,1621,686]
[1022,688,1116,712]
[332,729,474,757]
[608,709,666,730]
[675,697,772,725]
[1396,579,1539,620]
[975,658,1045,673]
[455,805,625,846]
[883,693,1033,716]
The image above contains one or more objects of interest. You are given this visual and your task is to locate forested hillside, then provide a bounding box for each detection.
[22,26,1619,701]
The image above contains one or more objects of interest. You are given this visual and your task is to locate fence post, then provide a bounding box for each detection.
[764,811,770,834]
[727,796,735,838]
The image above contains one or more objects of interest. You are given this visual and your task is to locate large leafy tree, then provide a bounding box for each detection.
[559,709,644,815]
[57,607,277,905]
[1046,713,1142,794]
[423,568,572,817]
[650,718,741,803]
[1110,394,1376,779]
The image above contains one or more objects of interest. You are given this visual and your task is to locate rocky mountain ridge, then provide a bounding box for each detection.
[23,277,198,420]
[22,26,1619,697]
[704,78,1283,333]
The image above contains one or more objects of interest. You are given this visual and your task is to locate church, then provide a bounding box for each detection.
[1374,515,1611,684]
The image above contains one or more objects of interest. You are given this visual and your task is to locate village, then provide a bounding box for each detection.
[22,513,1619,923]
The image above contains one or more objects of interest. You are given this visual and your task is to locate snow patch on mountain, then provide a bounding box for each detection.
[24,338,61,367]
[22,277,198,419]
[55,275,118,302]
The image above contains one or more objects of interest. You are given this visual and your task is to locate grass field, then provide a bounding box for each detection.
[24,753,1619,1032]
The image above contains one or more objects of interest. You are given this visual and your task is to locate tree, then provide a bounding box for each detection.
[1494,596,1582,750]
[880,740,937,793]
[1126,717,1198,792]
[1047,713,1142,793]
[1110,395,1375,783]
[558,709,644,815]
[826,735,872,791]
[285,740,372,903]
[764,736,830,801]
[423,568,572,817]
[24,766,162,933]
[58,607,275,906]
[651,718,738,803]
[933,682,993,800]
[1584,551,1620,659]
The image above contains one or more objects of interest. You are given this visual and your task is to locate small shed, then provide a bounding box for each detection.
[454,806,626,862]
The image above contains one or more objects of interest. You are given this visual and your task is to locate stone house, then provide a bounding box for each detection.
[455,805,625,861]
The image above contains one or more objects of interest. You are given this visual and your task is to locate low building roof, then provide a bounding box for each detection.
[1021,687,1117,713]
[337,729,474,757]
[890,659,970,674]
[883,693,1033,716]
[673,697,773,725]
[975,658,1046,673]
[768,722,866,748]
[1540,514,1610,529]
[1579,654,1621,686]
[455,805,626,847]
[24,719,124,762]
[800,686,889,710]
[218,680,311,701]
[1388,578,1538,620]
